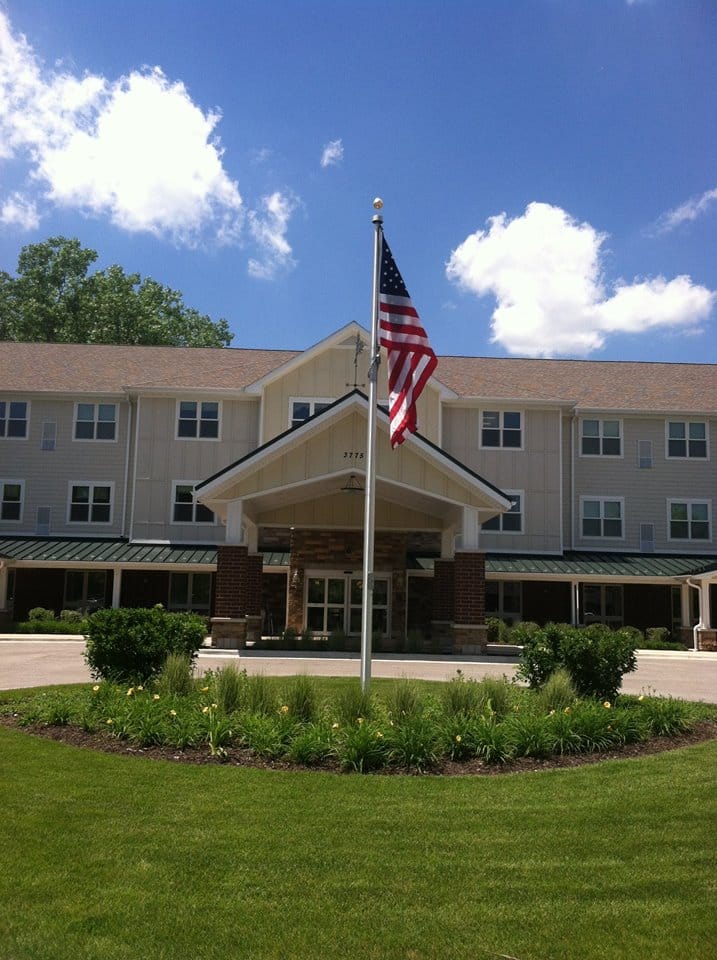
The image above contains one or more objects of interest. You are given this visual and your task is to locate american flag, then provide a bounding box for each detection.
[378,236,437,447]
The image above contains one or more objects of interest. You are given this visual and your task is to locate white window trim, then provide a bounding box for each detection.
[72,402,118,443]
[481,489,524,535]
[288,397,335,429]
[667,498,712,543]
[664,420,710,461]
[0,479,25,524]
[478,409,524,451]
[0,399,30,441]
[579,418,624,458]
[304,569,391,636]
[175,399,222,441]
[170,481,217,526]
[579,496,626,540]
[66,481,115,525]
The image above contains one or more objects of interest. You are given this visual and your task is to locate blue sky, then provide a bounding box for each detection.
[1,0,715,362]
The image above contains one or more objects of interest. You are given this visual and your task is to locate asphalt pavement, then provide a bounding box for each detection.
[1,638,716,702]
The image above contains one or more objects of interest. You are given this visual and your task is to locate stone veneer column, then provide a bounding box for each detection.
[452,551,487,653]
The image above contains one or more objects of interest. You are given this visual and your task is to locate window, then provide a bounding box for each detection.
[668,500,711,541]
[581,419,621,456]
[69,483,113,523]
[666,421,708,459]
[169,573,212,613]
[305,573,389,636]
[290,398,333,428]
[581,498,624,538]
[74,403,116,441]
[41,421,57,451]
[639,523,655,553]
[582,584,623,627]
[177,401,220,439]
[1,481,23,522]
[64,570,107,612]
[172,483,215,524]
[36,506,51,536]
[482,492,523,533]
[481,411,522,449]
[638,440,652,469]
[0,400,28,438]
[485,581,522,626]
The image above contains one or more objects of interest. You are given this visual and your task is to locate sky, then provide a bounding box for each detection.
[0,0,715,363]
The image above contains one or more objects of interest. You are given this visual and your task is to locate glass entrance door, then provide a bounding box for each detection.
[305,573,390,636]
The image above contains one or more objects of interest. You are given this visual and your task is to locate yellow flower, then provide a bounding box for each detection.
[549,709,556,716]
[375,731,383,739]
[153,694,160,701]
[105,718,113,725]
[127,687,134,697]
[137,685,144,691]
[603,701,611,709]
[92,684,100,692]
[280,705,289,714]
[201,686,209,693]
[357,717,364,725]
[564,707,572,715]
[638,695,644,702]
[169,709,177,717]
[331,722,339,729]
[455,735,462,743]
[211,703,218,710]
[607,724,612,730]
[202,706,210,714]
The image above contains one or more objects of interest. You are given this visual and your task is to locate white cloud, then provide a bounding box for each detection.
[654,187,717,234]
[320,139,343,169]
[446,202,715,357]
[247,191,298,279]
[0,192,39,230]
[0,12,242,245]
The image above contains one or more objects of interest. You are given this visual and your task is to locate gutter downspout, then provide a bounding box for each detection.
[120,391,134,538]
[686,579,703,652]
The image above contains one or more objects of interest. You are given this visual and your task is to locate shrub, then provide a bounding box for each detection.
[637,696,697,736]
[439,671,482,718]
[509,621,542,647]
[468,716,513,763]
[536,668,577,714]
[336,720,389,773]
[157,653,194,697]
[214,664,245,714]
[505,713,554,759]
[84,607,207,684]
[560,624,638,700]
[475,676,513,719]
[28,606,55,621]
[281,674,319,723]
[281,627,298,650]
[383,678,425,722]
[286,724,337,765]
[60,609,83,622]
[329,629,346,652]
[486,617,511,644]
[516,622,569,689]
[239,713,288,759]
[333,681,374,726]
[15,618,87,635]
[386,716,442,771]
[243,673,277,716]
[642,627,687,651]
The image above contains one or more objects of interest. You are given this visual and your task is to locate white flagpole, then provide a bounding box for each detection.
[360,200,384,691]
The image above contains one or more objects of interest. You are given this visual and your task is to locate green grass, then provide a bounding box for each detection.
[1,692,716,960]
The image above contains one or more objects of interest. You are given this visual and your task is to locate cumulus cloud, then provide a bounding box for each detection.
[0,192,40,230]
[0,12,242,245]
[247,191,298,279]
[320,139,344,168]
[654,187,717,234]
[446,202,715,357]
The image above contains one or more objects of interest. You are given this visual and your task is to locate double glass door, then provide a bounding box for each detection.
[305,573,389,636]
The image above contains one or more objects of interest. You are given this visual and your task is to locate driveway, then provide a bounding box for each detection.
[1,639,716,702]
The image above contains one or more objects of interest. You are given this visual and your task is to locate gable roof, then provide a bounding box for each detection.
[1,338,715,411]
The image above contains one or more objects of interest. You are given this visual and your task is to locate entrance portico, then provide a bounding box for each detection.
[196,391,511,651]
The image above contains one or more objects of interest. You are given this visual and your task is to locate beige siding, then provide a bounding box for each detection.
[258,496,441,531]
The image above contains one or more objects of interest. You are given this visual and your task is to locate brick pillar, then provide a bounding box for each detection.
[452,551,487,653]
[215,545,249,618]
[212,545,265,648]
[433,560,455,621]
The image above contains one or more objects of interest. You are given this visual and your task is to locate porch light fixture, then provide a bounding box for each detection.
[341,473,364,494]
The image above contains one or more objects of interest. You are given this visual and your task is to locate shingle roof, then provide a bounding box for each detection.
[1,340,715,411]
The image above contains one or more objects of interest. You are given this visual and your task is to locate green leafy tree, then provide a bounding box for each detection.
[0,237,232,347]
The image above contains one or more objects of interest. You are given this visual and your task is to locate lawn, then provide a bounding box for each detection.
[1,681,716,960]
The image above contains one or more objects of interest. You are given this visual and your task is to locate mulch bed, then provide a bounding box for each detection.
[2,714,716,776]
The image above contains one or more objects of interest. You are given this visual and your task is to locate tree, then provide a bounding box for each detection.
[0,237,233,347]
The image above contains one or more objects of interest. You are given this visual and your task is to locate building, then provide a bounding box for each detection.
[1,322,716,650]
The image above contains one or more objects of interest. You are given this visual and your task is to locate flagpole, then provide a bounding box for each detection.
[360,199,384,692]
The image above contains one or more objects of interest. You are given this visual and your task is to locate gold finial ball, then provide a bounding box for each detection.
[372,197,384,210]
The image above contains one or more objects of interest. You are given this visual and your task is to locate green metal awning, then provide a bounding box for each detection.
[0,537,219,565]
[412,551,717,578]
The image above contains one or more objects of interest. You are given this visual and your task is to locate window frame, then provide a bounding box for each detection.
[582,584,624,628]
[175,400,222,441]
[0,399,29,440]
[168,572,213,614]
[481,490,524,534]
[580,418,623,458]
[479,410,523,451]
[580,496,625,540]
[288,397,334,429]
[665,420,709,460]
[171,481,216,525]
[63,569,108,612]
[0,480,24,523]
[67,481,115,525]
[667,499,712,542]
[73,402,118,442]
[485,580,522,626]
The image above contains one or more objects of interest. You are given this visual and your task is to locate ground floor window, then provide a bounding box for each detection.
[64,570,108,612]
[305,573,389,636]
[582,584,623,627]
[485,580,522,625]
[168,572,212,614]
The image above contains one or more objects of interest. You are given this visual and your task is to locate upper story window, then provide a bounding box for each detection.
[0,400,28,439]
[172,483,215,524]
[68,483,113,524]
[290,398,333,429]
[581,419,621,456]
[581,497,624,538]
[481,411,522,449]
[666,421,708,459]
[177,401,220,439]
[1,481,23,522]
[74,403,117,441]
[482,492,523,533]
[668,500,711,541]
